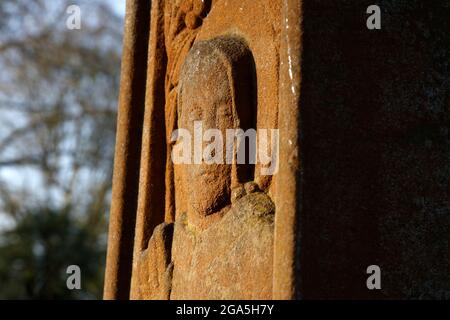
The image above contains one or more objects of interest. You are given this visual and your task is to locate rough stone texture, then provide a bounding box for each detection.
[299,0,450,299]
[137,223,174,300]
[170,192,274,300]
[136,192,275,300]
[274,0,302,299]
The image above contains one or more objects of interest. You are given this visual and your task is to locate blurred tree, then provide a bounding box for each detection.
[0,0,124,298]
[0,207,105,299]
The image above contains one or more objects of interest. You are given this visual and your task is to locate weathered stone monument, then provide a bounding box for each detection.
[104,0,301,300]
[104,0,450,299]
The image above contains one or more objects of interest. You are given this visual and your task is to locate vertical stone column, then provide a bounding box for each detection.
[103,0,150,300]
[273,0,303,300]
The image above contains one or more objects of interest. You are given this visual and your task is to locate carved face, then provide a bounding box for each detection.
[178,53,234,217]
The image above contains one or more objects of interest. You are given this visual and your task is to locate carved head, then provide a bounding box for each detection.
[177,37,255,220]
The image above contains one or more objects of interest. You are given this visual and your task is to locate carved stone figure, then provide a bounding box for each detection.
[104,0,300,301]
[136,37,274,299]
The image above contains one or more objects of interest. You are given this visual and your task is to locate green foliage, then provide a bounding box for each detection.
[0,207,105,299]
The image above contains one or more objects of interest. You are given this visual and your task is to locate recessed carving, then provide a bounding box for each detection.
[137,37,274,299]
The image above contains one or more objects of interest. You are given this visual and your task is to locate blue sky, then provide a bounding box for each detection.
[111,0,126,16]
